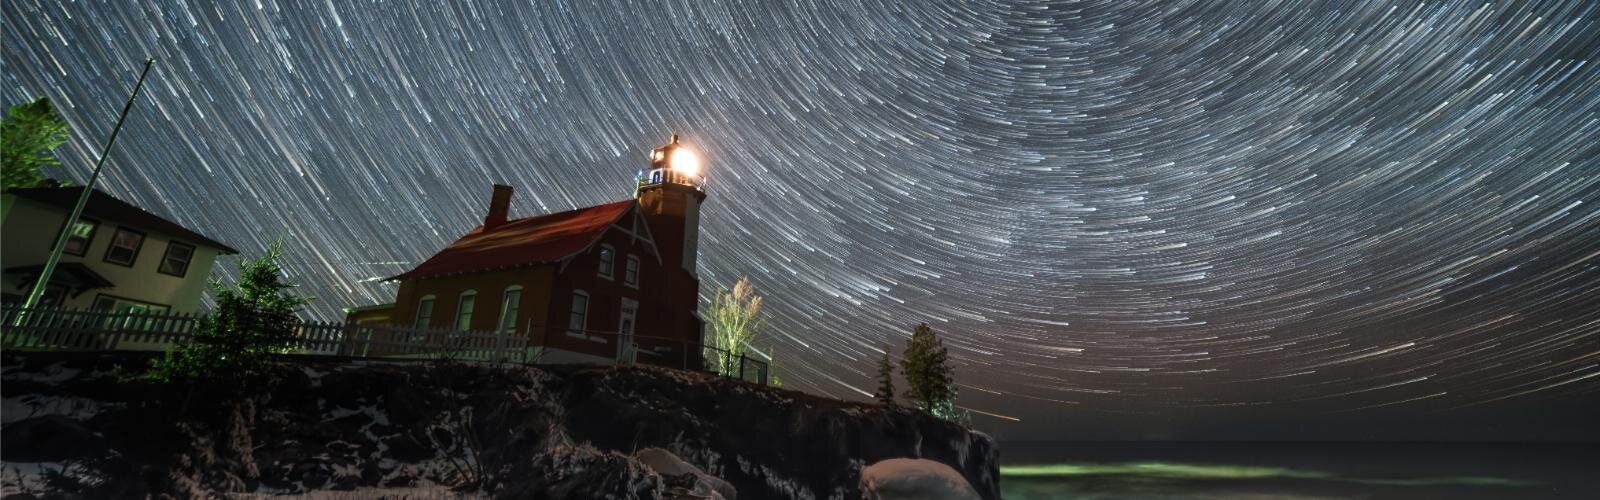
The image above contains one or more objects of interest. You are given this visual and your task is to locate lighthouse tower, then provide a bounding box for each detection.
[635,134,708,351]
[636,134,707,276]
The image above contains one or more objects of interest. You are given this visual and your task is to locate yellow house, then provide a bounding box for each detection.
[1,186,237,313]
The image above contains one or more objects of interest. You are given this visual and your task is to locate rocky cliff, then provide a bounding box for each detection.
[0,352,998,499]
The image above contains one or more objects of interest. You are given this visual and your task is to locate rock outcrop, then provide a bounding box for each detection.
[860,458,981,500]
[0,352,999,499]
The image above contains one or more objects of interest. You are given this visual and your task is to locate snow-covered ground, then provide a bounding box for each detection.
[1,353,999,498]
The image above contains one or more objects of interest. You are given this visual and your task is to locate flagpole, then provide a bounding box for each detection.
[17,57,156,317]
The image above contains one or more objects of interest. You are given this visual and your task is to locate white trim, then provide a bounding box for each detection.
[488,202,661,275]
[566,289,590,338]
[629,207,664,266]
[414,294,436,328]
[455,290,478,331]
[497,285,523,333]
[597,244,616,280]
[624,255,640,289]
[565,203,643,270]
[617,298,639,363]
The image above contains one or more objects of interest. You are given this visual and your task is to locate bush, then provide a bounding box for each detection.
[150,240,311,382]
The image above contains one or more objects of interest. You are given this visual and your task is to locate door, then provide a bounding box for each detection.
[617,298,638,364]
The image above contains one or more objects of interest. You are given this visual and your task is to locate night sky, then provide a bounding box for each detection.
[5,1,1597,441]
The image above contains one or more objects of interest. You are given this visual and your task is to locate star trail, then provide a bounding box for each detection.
[4,0,1597,439]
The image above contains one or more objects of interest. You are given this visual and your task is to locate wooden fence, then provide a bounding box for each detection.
[2,306,768,385]
[1,306,528,363]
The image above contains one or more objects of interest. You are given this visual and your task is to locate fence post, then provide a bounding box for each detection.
[349,323,359,357]
[493,330,505,363]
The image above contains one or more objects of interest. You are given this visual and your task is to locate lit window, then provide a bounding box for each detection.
[598,244,615,279]
[158,242,196,277]
[414,295,435,328]
[625,255,640,287]
[456,290,477,331]
[103,227,145,266]
[498,286,522,333]
[568,290,589,335]
[92,295,170,330]
[62,218,98,256]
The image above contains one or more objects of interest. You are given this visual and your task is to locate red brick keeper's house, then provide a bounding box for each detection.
[347,135,708,366]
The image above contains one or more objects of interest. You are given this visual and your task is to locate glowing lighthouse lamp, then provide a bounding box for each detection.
[637,133,706,194]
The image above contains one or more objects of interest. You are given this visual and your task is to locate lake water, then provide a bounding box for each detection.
[999,442,1599,499]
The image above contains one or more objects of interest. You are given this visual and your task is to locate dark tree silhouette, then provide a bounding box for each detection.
[874,349,897,406]
[2,97,71,189]
[899,323,957,419]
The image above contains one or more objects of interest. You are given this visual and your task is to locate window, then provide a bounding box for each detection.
[103,227,145,266]
[414,295,436,328]
[93,295,171,314]
[93,294,171,330]
[498,286,522,333]
[456,290,477,331]
[624,255,640,288]
[617,298,638,364]
[158,241,196,277]
[568,290,589,336]
[598,244,615,279]
[62,218,98,256]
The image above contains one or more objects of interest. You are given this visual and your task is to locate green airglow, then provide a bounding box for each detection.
[1000,461,1538,487]
[1001,462,1331,480]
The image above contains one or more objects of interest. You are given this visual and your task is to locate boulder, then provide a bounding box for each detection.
[860,458,980,500]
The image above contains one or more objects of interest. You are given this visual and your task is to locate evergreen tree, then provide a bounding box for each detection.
[152,239,312,381]
[2,97,71,189]
[874,349,897,406]
[899,323,957,419]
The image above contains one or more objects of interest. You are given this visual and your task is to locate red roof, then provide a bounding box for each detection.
[392,199,635,280]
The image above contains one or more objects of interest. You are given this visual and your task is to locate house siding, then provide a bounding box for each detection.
[544,221,699,365]
[390,265,555,338]
[369,216,701,367]
[0,194,223,313]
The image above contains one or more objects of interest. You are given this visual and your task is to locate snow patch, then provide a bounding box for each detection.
[2,362,81,384]
[1,395,116,424]
[635,447,734,500]
[735,454,815,500]
[300,366,328,387]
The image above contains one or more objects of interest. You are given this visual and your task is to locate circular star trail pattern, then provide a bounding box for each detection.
[5,1,1598,437]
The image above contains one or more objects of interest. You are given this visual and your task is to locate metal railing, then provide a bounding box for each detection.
[703,344,769,386]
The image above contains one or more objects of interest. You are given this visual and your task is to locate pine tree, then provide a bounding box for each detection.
[874,349,896,406]
[2,97,71,189]
[152,239,313,381]
[900,323,957,419]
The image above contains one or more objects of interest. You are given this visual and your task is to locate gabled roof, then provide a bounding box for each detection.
[5,187,238,254]
[391,199,637,281]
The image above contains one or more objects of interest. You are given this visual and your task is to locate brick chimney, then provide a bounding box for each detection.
[484,184,513,229]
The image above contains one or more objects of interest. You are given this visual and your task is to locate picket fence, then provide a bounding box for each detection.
[0,306,529,363]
